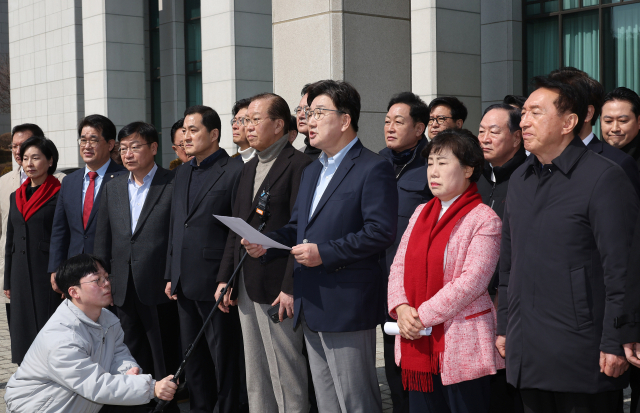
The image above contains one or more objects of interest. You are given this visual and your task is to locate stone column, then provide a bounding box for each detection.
[412,0,482,131]
[82,0,146,132]
[480,0,523,109]
[273,1,412,153]
[9,0,85,168]
[201,0,273,153]
[0,0,10,136]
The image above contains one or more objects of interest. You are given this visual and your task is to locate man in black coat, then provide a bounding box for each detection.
[48,115,126,280]
[602,87,640,172]
[94,122,180,413]
[497,75,639,413]
[216,93,312,413]
[378,91,432,413]
[478,103,526,413]
[164,105,242,413]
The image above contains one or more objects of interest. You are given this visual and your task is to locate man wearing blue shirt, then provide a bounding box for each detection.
[94,121,180,413]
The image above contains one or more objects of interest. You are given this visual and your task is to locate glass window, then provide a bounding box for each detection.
[185,0,202,107]
[603,2,640,93]
[526,17,559,92]
[563,10,600,80]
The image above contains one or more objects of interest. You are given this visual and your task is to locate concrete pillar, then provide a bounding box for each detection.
[158,0,186,164]
[201,1,273,153]
[412,0,482,132]
[0,0,10,136]
[273,1,412,153]
[480,0,523,109]
[9,0,84,169]
[82,0,146,132]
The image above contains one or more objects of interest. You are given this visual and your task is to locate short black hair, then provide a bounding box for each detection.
[503,95,527,109]
[604,87,640,118]
[307,80,361,132]
[301,83,316,96]
[117,121,159,145]
[422,129,484,182]
[387,92,429,138]
[532,74,588,137]
[11,123,44,140]
[78,114,117,142]
[232,98,252,117]
[549,67,604,126]
[482,103,522,134]
[250,92,291,134]
[170,118,184,145]
[428,97,468,122]
[290,115,298,133]
[20,136,58,175]
[184,105,222,136]
[55,254,107,300]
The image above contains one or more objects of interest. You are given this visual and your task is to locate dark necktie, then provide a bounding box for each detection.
[83,172,98,229]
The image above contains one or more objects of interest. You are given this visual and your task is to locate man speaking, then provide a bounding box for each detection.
[244,80,398,413]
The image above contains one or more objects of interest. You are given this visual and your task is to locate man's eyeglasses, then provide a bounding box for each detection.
[118,143,151,155]
[6,144,20,151]
[78,138,103,148]
[304,108,346,121]
[230,118,245,127]
[80,274,111,288]
[427,116,454,126]
[294,106,309,115]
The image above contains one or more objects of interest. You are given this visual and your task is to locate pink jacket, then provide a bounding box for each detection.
[388,202,505,386]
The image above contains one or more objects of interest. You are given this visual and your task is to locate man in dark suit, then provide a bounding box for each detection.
[216,92,312,413]
[549,68,640,198]
[244,80,398,413]
[48,115,126,283]
[602,87,640,172]
[94,122,180,413]
[378,91,431,413]
[497,75,639,413]
[164,105,243,413]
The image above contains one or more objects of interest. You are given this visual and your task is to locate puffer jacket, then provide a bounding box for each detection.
[4,300,155,413]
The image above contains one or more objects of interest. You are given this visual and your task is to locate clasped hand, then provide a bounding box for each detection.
[395,304,425,340]
[125,367,177,401]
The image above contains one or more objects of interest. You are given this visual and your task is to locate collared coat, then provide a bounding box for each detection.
[497,137,640,393]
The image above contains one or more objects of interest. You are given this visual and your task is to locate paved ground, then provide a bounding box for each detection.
[0,303,631,413]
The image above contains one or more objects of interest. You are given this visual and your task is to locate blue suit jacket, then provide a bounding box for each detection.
[268,139,398,332]
[48,161,126,273]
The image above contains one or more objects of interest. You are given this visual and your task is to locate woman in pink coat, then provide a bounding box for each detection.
[388,128,504,413]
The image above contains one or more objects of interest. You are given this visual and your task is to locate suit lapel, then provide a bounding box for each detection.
[114,174,132,236]
[86,163,121,229]
[132,168,170,237]
[245,146,293,222]
[187,154,227,220]
[72,169,86,230]
[300,161,323,228]
[240,160,258,222]
[588,138,603,154]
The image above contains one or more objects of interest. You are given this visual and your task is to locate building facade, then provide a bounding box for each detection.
[5,0,640,168]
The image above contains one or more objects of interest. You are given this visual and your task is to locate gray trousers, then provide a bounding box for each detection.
[301,311,383,413]
[238,272,309,413]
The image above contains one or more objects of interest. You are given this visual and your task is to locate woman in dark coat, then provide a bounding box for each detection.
[2,136,62,364]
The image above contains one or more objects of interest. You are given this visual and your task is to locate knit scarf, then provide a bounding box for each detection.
[401,182,482,392]
[15,175,61,222]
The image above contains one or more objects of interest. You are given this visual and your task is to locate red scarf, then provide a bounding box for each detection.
[15,175,61,222]
[401,182,482,392]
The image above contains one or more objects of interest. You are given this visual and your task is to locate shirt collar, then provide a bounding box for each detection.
[319,137,359,168]
[128,163,158,186]
[84,159,111,179]
[582,132,595,147]
[190,148,222,169]
[522,136,587,177]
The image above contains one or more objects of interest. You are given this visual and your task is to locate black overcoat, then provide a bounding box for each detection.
[3,191,61,364]
[497,137,640,393]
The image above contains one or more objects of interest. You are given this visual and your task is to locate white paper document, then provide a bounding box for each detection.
[213,215,291,250]
[384,322,432,336]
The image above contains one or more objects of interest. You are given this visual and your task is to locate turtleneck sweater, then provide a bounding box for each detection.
[253,134,289,197]
[238,146,257,163]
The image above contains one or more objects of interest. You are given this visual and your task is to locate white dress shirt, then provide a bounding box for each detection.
[438,194,461,270]
[309,137,359,218]
[128,163,158,234]
[582,132,595,147]
[82,159,111,209]
[19,167,27,185]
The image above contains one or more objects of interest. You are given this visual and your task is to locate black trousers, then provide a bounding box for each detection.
[631,366,640,413]
[177,286,240,413]
[116,276,181,412]
[489,369,524,413]
[409,374,491,413]
[383,324,409,413]
[519,388,624,413]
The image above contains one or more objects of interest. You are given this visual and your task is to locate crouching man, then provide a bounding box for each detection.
[4,254,176,413]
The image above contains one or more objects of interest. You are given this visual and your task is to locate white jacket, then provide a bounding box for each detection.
[4,300,155,413]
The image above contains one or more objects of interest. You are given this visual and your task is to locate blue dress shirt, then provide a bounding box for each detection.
[81,159,111,209]
[128,163,158,234]
[309,137,359,218]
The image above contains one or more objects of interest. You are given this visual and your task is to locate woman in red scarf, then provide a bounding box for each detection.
[388,129,504,413]
[3,136,62,364]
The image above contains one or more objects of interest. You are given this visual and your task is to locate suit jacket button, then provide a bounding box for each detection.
[21,251,25,254]
[130,240,135,244]
[185,223,188,228]
[84,235,88,239]
[21,237,25,240]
